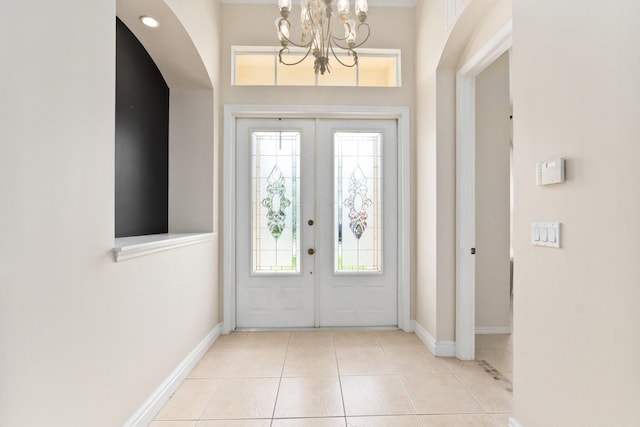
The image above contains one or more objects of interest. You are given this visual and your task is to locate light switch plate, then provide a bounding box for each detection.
[531,222,561,248]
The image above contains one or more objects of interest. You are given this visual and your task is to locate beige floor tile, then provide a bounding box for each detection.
[475,348,513,374]
[188,351,236,379]
[155,379,219,420]
[333,331,381,348]
[149,422,197,427]
[341,375,414,416]
[272,418,346,427]
[210,332,248,351]
[242,331,291,349]
[347,415,422,426]
[475,334,512,349]
[455,373,512,413]
[400,374,483,415]
[375,331,425,349]
[385,349,449,376]
[439,357,486,374]
[200,378,279,419]
[283,349,339,377]
[274,376,344,418]
[336,347,394,375]
[490,413,512,426]
[419,414,499,427]
[196,421,271,427]
[288,331,335,349]
[225,349,286,378]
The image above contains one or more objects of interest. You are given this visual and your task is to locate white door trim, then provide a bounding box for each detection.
[456,20,512,360]
[223,105,411,333]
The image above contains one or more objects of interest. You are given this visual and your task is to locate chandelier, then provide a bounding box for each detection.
[276,0,370,75]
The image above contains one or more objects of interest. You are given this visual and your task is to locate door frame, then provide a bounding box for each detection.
[455,21,512,360]
[222,105,411,333]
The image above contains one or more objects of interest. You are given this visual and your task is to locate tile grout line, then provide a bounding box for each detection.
[197,332,248,423]
[450,370,493,416]
[376,332,422,420]
[269,332,292,426]
[332,331,349,426]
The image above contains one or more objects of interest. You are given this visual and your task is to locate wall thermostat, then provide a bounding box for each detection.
[536,157,565,185]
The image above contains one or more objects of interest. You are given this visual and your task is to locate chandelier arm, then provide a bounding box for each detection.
[279,46,314,66]
[329,43,358,68]
[351,22,371,49]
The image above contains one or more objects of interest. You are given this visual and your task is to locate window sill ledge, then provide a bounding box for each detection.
[113,233,215,262]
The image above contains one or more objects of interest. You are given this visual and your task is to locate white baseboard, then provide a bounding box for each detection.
[122,323,222,427]
[414,321,456,357]
[509,417,524,427]
[476,326,512,334]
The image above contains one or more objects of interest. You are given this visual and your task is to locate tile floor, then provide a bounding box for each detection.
[150,330,512,427]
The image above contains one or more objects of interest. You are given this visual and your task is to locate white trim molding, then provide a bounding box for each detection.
[223,104,411,334]
[113,233,214,262]
[475,326,512,334]
[122,323,222,427]
[456,20,512,361]
[414,321,456,357]
[509,417,524,427]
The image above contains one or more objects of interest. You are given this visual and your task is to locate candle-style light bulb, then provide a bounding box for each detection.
[275,18,290,46]
[355,0,367,22]
[278,0,292,17]
[337,0,350,21]
[344,19,357,47]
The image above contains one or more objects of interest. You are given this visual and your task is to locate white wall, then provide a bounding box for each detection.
[415,0,511,344]
[512,0,640,425]
[475,51,511,330]
[0,1,222,426]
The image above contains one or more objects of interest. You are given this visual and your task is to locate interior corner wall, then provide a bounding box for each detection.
[415,0,448,338]
[475,52,511,329]
[512,0,640,425]
[0,1,221,426]
[169,88,215,232]
[415,0,511,344]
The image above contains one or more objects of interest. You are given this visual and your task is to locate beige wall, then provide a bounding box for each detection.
[415,0,512,342]
[220,3,418,318]
[0,1,222,426]
[475,52,511,329]
[512,0,640,425]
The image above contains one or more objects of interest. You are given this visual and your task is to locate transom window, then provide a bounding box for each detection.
[232,46,401,87]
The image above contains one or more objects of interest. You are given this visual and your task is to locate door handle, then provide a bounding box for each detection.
[307,248,315,255]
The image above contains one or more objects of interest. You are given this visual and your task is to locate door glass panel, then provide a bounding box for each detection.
[334,132,383,273]
[252,131,300,273]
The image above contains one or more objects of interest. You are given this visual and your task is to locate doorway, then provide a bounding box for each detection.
[456,22,513,360]
[234,117,399,328]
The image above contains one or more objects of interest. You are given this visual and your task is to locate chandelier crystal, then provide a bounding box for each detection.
[276,0,370,75]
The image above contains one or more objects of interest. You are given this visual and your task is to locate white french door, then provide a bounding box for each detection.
[235,118,398,328]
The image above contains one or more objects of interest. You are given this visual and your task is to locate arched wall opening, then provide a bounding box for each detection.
[117,0,215,234]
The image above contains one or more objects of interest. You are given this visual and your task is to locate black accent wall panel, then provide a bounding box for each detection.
[115,18,169,238]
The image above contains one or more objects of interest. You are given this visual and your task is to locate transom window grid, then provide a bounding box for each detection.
[232,46,401,87]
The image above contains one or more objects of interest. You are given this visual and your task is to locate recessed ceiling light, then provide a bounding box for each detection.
[139,16,159,28]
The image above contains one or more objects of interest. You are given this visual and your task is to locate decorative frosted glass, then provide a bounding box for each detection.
[334,132,383,272]
[252,131,300,273]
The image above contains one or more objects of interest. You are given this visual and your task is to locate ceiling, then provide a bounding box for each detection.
[220,0,418,7]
